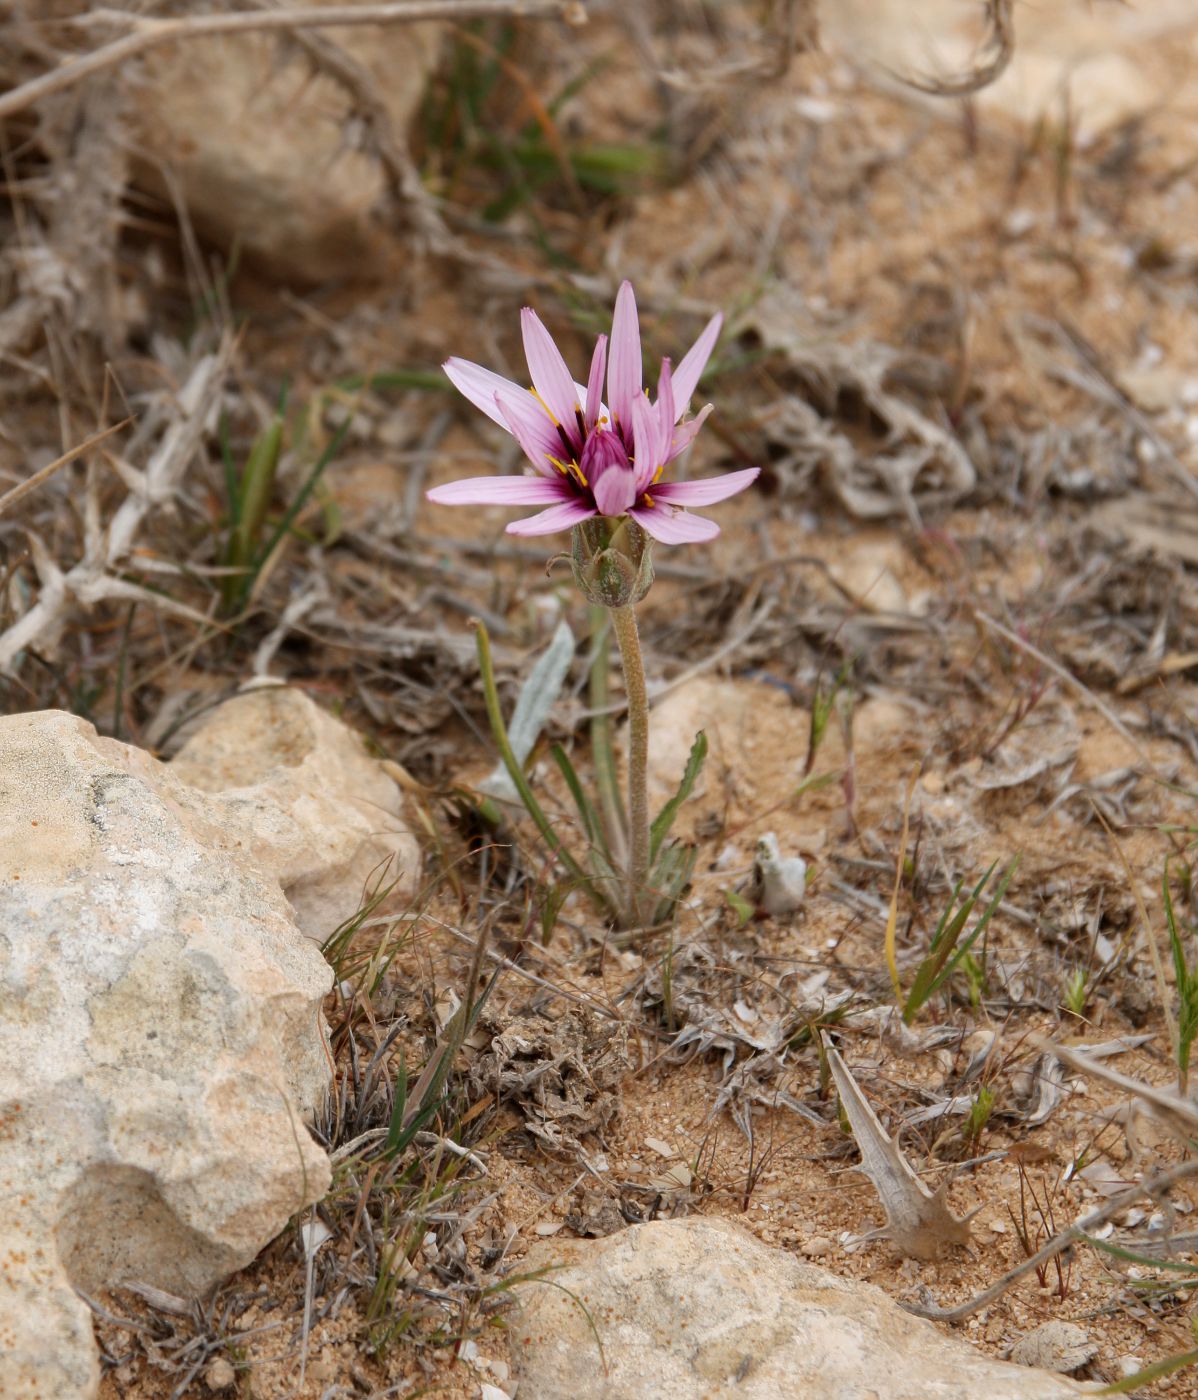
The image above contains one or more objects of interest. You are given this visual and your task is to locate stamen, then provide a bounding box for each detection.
[549,454,587,488]
[530,387,559,426]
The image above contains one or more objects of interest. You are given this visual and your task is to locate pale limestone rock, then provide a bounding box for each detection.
[824,0,1198,145]
[170,684,420,939]
[129,7,444,281]
[511,1217,1090,1400]
[0,711,333,1400]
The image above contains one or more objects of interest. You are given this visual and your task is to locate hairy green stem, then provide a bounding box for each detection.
[588,605,628,873]
[609,603,650,924]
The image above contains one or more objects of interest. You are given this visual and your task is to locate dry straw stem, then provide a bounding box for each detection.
[0,0,586,123]
[0,420,129,520]
[973,609,1151,767]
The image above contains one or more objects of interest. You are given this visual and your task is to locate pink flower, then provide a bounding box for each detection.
[426,282,758,544]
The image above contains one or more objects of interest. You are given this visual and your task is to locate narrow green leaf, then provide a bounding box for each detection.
[726,887,754,928]
[250,417,351,579]
[903,857,1019,1023]
[1095,1345,1198,1394]
[474,622,617,920]
[650,730,707,864]
[550,743,604,854]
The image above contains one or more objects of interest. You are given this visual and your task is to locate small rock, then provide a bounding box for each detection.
[1117,1355,1144,1379]
[511,1217,1089,1399]
[800,1235,833,1257]
[204,1357,237,1392]
[754,832,807,916]
[1011,1321,1098,1375]
[129,7,444,282]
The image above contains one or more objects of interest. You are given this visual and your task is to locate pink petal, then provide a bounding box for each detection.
[444,358,527,431]
[629,503,720,544]
[427,476,570,506]
[521,309,581,447]
[655,358,675,446]
[607,280,642,436]
[651,467,760,507]
[631,392,663,493]
[506,500,597,536]
[666,403,713,461]
[496,392,563,477]
[592,464,637,516]
[670,313,722,422]
[585,334,608,430]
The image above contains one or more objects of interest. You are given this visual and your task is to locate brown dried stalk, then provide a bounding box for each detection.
[0,0,586,123]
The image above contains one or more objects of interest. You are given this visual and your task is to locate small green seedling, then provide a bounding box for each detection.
[900,855,1020,1024]
[1062,966,1089,1018]
[963,1085,994,1148]
[219,391,350,617]
[1164,859,1198,1094]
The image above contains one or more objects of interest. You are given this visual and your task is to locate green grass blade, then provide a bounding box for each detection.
[550,743,605,855]
[903,857,1019,1023]
[248,417,351,584]
[1095,1346,1198,1394]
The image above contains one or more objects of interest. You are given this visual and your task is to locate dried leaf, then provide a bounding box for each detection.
[1047,1040,1198,1143]
[828,1047,975,1260]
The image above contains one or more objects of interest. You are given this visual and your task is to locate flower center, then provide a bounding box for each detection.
[580,427,632,488]
[582,428,638,517]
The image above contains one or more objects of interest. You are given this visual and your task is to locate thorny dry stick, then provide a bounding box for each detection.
[0,0,585,123]
[902,1157,1198,1324]
[0,340,234,671]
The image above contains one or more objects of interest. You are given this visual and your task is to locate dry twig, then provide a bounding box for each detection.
[0,0,585,123]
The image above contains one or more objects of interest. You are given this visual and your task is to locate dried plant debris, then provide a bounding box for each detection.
[970,700,1080,794]
[638,939,853,1068]
[743,292,975,520]
[468,1007,630,1155]
[1009,1321,1098,1375]
[564,1186,630,1238]
[828,1047,975,1260]
[1048,1040,1198,1145]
